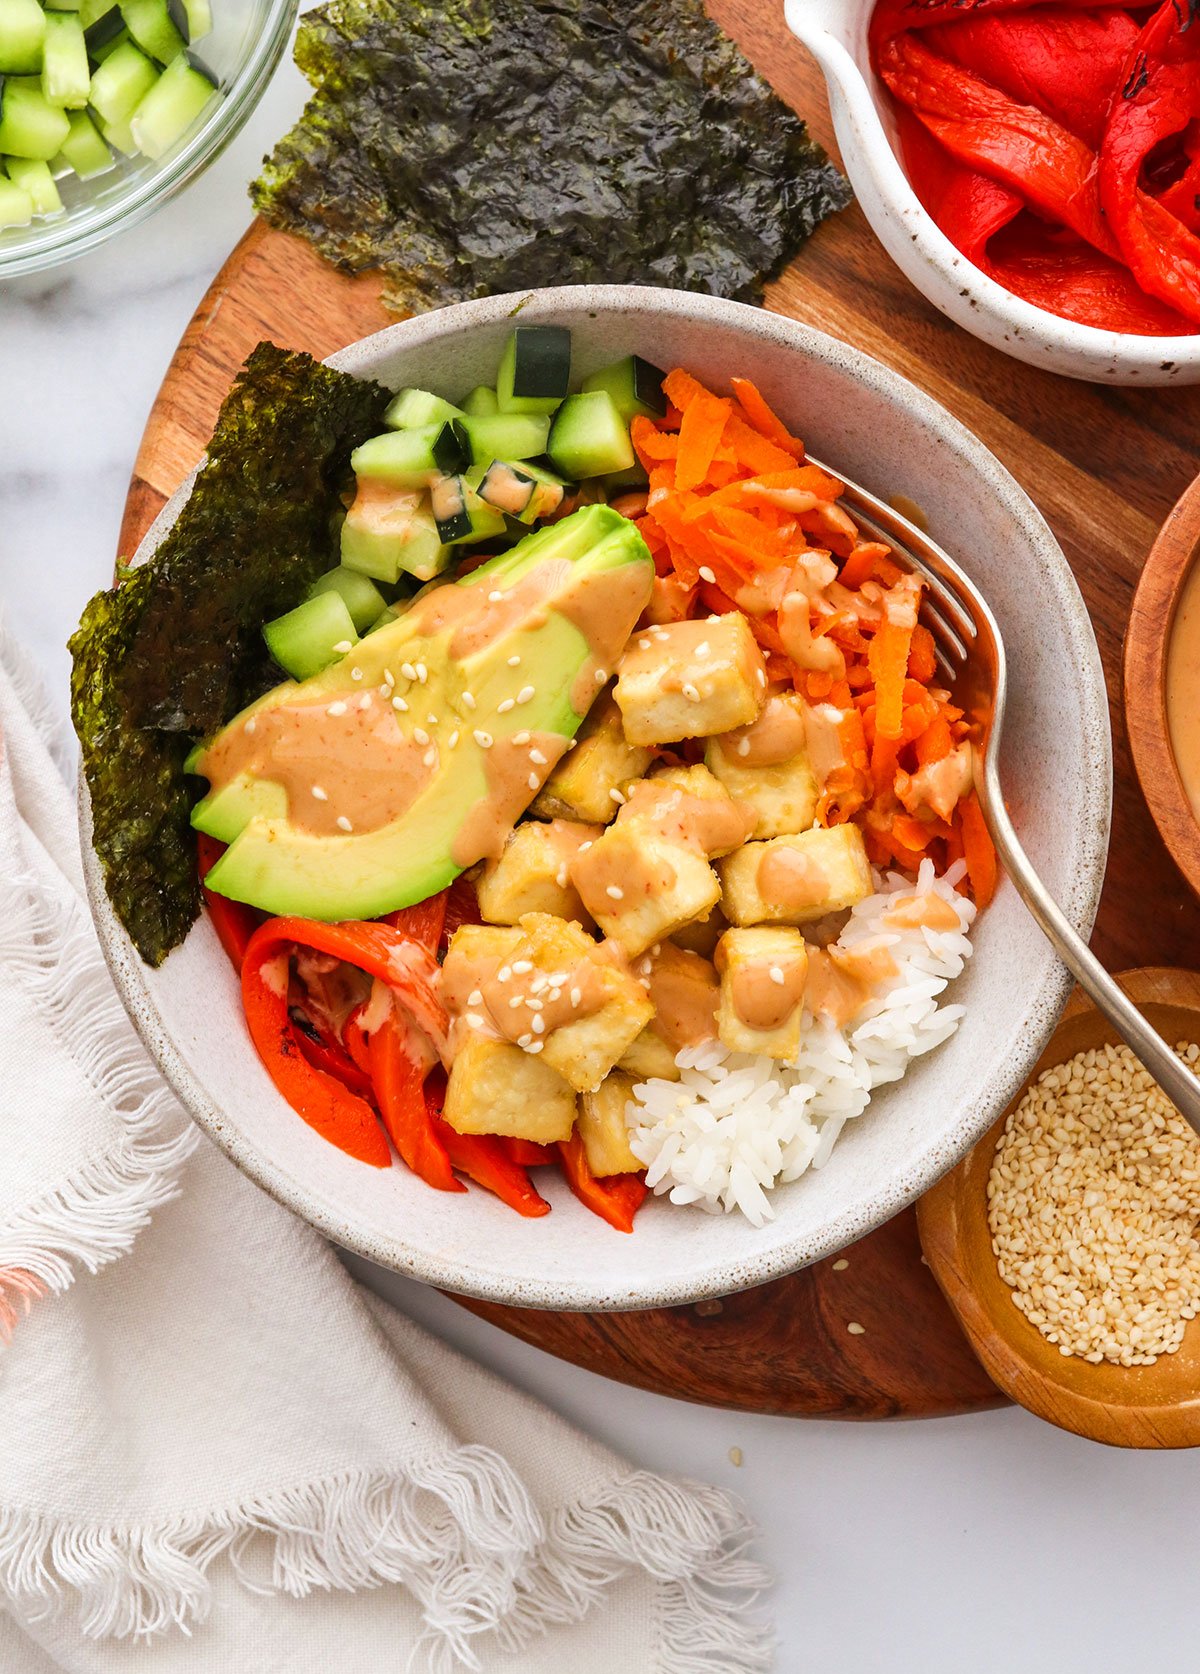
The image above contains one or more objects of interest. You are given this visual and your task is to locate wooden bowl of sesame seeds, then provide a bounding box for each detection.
[917,969,1200,1449]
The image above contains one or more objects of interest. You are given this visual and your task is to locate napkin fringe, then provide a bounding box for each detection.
[488,1470,773,1674]
[0,1449,542,1652]
[0,851,195,1330]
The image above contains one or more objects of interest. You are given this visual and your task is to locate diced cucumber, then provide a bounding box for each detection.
[495,324,570,415]
[602,460,650,496]
[120,0,182,62]
[429,474,506,546]
[41,12,88,106]
[340,484,451,585]
[454,411,550,467]
[382,386,463,431]
[367,605,400,634]
[6,154,62,213]
[0,77,70,157]
[351,419,467,489]
[165,0,209,42]
[306,565,387,635]
[46,0,82,12]
[0,172,32,223]
[100,110,136,152]
[477,459,567,525]
[547,391,634,480]
[54,104,111,173]
[263,592,358,683]
[129,49,212,157]
[90,24,131,62]
[0,0,44,73]
[89,38,156,125]
[461,384,498,418]
[581,355,667,423]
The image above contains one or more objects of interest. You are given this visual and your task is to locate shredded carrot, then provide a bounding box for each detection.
[868,619,913,740]
[676,392,732,492]
[907,622,937,683]
[915,713,953,766]
[958,792,998,908]
[729,377,805,459]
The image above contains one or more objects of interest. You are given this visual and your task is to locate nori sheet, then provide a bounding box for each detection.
[251,0,851,312]
[70,344,391,966]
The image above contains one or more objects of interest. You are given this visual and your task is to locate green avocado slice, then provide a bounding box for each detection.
[194,505,652,921]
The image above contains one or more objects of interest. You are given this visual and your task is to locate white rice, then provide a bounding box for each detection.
[626,858,977,1225]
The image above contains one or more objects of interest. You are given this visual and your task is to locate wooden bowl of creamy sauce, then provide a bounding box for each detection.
[1126,474,1200,898]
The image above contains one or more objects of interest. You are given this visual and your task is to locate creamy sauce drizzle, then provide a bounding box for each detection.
[719,947,808,1033]
[441,938,610,1053]
[561,562,654,713]
[636,944,719,1049]
[1167,560,1200,822]
[619,778,756,857]
[757,845,830,913]
[450,730,569,868]
[885,893,962,932]
[718,693,809,768]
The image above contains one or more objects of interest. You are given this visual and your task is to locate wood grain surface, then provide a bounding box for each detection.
[920,970,1200,1448]
[119,0,1200,1418]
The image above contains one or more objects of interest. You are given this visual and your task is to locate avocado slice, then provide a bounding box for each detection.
[193,505,653,921]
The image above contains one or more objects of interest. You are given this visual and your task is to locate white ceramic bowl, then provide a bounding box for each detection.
[786,0,1200,386]
[83,285,1112,1310]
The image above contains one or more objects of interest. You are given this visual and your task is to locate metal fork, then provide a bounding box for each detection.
[812,458,1200,1136]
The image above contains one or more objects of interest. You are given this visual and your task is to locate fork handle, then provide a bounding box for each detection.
[978,764,1200,1135]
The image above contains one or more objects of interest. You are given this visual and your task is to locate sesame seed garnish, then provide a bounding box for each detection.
[526,1040,544,1054]
[699,566,716,584]
[384,669,395,687]
[488,590,504,603]
[447,730,459,748]
[513,731,531,746]
[517,685,536,705]
[245,718,256,734]
[358,693,372,710]
[638,638,651,650]
[467,989,483,1007]
[527,998,543,1012]
[464,1012,486,1030]
[737,738,751,757]
[527,772,539,789]
[570,987,582,1007]
[462,692,477,711]
[507,654,521,667]
[530,748,547,765]
[555,865,569,888]
[578,841,593,853]
[512,960,533,974]
[497,698,515,713]
[728,1446,743,1467]
[682,682,701,702]
[401,663,417,681]
[311,785,328,801]
[509,995,525,1010]
[413,727,430,746]
[531,1015,545,1034]
[606,885,624,900]
[498,965,512,982]
[378,685,391,699]
[327,701,348,717]
[393,695,409,712]
[423,747,437,767]
[415,664,428,683]
[566,740,577,751]
[474,729,493,749]
[332,640,354,654]
[756,669,767,686]
[351,667,364,681]
[517,1033,533,1047]
[426,713,438,726]
[336,815,353,833]
[548,987,562,1002]
[609,788,626,805]
[769,966,785,986]
[832,1258,849,1271]
[695,641,710,657]
[847,1322,866,1336]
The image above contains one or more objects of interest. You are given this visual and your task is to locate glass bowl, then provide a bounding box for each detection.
[0,0,297,276]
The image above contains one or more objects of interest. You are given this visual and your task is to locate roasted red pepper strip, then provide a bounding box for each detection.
[876,31,1121,259]
[985,223,1195,334]
[369,1014,462,1193]
[442,876,483,948]
[1099,1,1200,324]
[290,998,377,1100]
[556,1132,647,1234]
[893,104,1022,267]
[242,935,391,1167]
[196,834,263,972]
[385,891,448,954]
[422,1072,549,1214]
[504,1139,557,1167]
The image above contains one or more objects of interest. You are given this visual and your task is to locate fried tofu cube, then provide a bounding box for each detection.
[705,693,818,838]
[714,927,809,1060]
[618,1025,681,1082]
[531,692,655,824]
[444,922,524,969]
[719,824,872,926]
[614,614,766,745]
[516,913,654,1093]
[670,903,728,959]
[577,1072,644,1176]
[477,819,600,928]
[572,818,721,957]
[443,1035,576,1143]
[637,762,755,857]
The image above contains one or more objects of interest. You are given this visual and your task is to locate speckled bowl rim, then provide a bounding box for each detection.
[81,284,1112,1311]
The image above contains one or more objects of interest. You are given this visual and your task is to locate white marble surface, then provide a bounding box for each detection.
[3,41,1198,1674]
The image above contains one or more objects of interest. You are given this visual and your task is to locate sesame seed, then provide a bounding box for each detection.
[548,987,563,1002]
[513,731,531,746]
[682,682,701,702]
[464,1011,486,1029]
[695,641,710,657]
[527,997,544,1012]
[737,738,751,757]
[566,740,577,751]
[756,669,767,686]
[606,885,624,900]
[332,640,354,654]
[507,655,521,667]
[497,698,515,713]
[401,663,417,681]
[427,713,438,726]
[384,669,395,687]
[474,729,493,749]
[526,1040,544,1054]
[414,728,430,746]
[555,865,569,888]
[393,695,409,713]
[512,960,533,974]
[847,1322,866,1336]
[488,590,504,603]
[336,816,353,833]
[448,730,460,748]
[378,685,391,699]
[311,785,328,801]
[351,667,363,681]
[517,685,536,704]
[517,1033,533,1047]
[530,749,547,765]
[527,772,539,789]
[570,987,582,1007]
[358,693,372,710]
[769,966,785,986]
[578,841,593,854]
[609,788,626,805]
[245,718,256,734]
[832,1258,849,1271]
[497,966,512,982]
[509,995,526,1010]
[327,701,348,717]
[531,1015,545,1034]
[699,565,716,584]
[415,664,428,683]
[423,747,437,767]
[467,989,483,1007]
[462,692,477,711]
[728,1446,743,1467]
[638,638,651,650]
[593,668,607,684]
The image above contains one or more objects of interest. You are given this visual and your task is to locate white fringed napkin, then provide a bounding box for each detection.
[0,614,771,1673]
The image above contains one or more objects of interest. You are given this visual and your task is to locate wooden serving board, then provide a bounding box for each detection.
[120,0,1200,1419]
